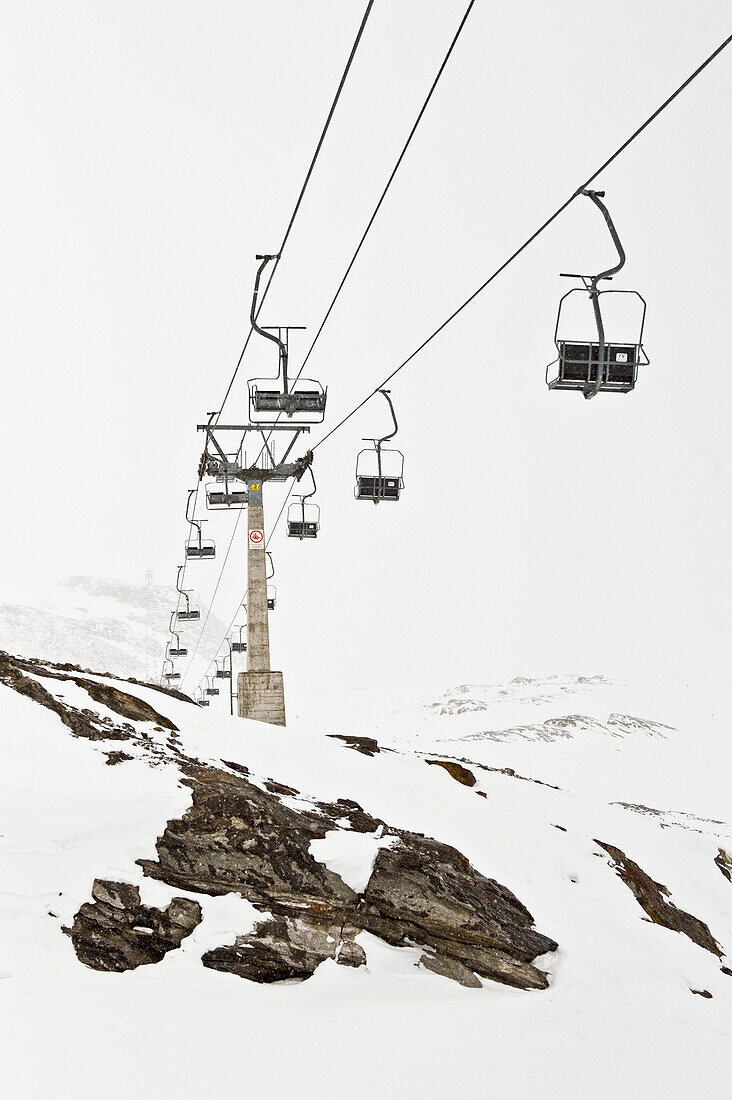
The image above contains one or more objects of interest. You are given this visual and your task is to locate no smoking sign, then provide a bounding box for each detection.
[249,529,265,549]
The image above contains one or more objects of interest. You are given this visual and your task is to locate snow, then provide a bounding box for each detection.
[1,669,731,1099]
[310,828,395,893]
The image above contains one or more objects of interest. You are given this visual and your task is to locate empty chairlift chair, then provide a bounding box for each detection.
[215,657,232,681]
[355,389,404,503]
[175,565,201,621]
[185,522,216,560]
[230,626,247,654]
[175,592,200,622]
[206,479,249,509]
[166,630,188,659]
[162,659,180,684]
[546,189,649,398]
[288,467,320,539]
[265,553,277,610]
[196,689,210,708]
[204,676,220,697]
[247,254,327,423]
[184,490,217,556]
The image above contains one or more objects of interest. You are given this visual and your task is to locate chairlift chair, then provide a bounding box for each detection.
[205,480,249,509]
[184,490,217,556]
[185,522,216,560]
[288,466,320,539]
[355,389,405,503]
[215,658,232,680]
[176,593,200,622]
[230,626,248,654]
[166,631,188,659]
[546,189,649,397]
[162,659,180,684]
[247,255,327,423]
[204,676,220,697]
[197,689,210,708]
[175,565,201,621]
[267,584,277,611]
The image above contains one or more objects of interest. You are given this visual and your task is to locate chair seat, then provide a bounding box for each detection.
[554,341,637,390]
[252,390,326,413]
[288,521,318,537]
[356,475,401,500]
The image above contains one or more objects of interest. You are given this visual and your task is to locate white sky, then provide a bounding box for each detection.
[2,0,732,708]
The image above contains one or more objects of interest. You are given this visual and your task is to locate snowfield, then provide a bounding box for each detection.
[1,662,730,1100]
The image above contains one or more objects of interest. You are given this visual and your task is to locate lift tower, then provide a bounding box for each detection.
[198,419,313,726]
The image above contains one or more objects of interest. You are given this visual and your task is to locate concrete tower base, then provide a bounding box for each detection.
[237,671,286,726]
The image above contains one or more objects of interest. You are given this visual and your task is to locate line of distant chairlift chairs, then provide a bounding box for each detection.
[164,191,648,700]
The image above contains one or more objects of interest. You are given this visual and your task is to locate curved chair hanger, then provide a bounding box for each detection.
[581,189,627,399]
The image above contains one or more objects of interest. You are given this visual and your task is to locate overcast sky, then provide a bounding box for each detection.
[3,0,732,712]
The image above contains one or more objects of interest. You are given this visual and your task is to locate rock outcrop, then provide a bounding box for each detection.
[70,879,201,971]
[136,765,557,989]
[715,848,732,883]
[597,841,722,956]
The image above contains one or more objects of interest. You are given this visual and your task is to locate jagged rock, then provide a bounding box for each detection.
[71,879,201,971]
[105,750,133,765]
[138,767,556,990]
[426,759,477,787]
[715,848,732,882]
[358,836,555,989]
[91,879,141,911]
[597,841,722,956]
[202,914,355,983]
[328,734,382,757]
[420,952,482,988]
[337,939,367,968]
[138,767,359,914]
[0,651,175,740]
[315,797,385,834]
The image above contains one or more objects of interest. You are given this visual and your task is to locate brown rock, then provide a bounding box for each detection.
[597,841,722,956]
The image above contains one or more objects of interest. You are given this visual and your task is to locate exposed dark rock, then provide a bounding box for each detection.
[426,759,477,787]
[420,952,482,988]
[328,734,382,757]
[138,767,359,913]
[222,760,250,776]
[105,750,134,765]
[138,766,556,990]
[315,798,385,834]
[597,841,722,956]
[264,779,300,797]
[691,988,713,998]
[91,879,142,910]
[358,836,556,989]
[0,652,130,741]
[202,914,363,983]
[70,878,201,971]
[75,678,177,731]
[715,848,732,883]
[337,938,367,968]
[0,651,176,738]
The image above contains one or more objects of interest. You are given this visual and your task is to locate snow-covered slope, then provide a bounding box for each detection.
[1,655,730,1099]
[0,575,224,682]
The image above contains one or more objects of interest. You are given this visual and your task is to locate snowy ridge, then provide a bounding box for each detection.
[1,654,731,1098]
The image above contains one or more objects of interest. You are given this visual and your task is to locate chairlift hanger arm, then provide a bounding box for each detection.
[580,190,627,400]
[581,190,626,281]
[363,389,399,449]
[251,254,290,392]
[295,463,317,501]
